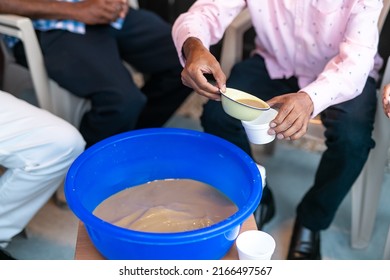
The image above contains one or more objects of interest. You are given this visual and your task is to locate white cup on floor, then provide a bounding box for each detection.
[236,230,276,260]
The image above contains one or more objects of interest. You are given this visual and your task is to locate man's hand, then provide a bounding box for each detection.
[266,91,314,140]
[382,84,390,118]
[75,0,128,25]
[181,37,226,100]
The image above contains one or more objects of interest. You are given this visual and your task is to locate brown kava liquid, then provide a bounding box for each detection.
[236,98,267,108]
[93,179,238,233]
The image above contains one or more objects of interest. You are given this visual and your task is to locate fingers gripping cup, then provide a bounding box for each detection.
[236,230,276,260]
[241,108,278,145]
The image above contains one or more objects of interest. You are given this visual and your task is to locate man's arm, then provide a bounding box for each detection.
[181,37,226,100]
[0,0,128,25]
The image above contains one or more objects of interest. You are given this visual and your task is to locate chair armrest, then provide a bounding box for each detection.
[220,8,252,76]
[0,14,52,110]
[379,0,390,32]
[0,14,32,39]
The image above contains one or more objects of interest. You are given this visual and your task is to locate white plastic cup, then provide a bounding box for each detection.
[235,230,276,260]
[241,108,278,144]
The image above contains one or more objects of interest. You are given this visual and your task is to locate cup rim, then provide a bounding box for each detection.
[241,108,278,128]
[241,121,271,129]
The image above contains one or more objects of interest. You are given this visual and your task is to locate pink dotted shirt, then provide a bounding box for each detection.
[172,0,383,117]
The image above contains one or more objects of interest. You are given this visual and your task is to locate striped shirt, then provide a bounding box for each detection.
[33,0,124,33]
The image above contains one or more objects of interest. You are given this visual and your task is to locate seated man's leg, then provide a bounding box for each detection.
[0,91,85,247]
[288,77,377,260]
[14,26,147,147]
[115,8,193,128]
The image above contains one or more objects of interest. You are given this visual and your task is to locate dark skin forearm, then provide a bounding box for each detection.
[0,0,129,25]
[181,37,227,100]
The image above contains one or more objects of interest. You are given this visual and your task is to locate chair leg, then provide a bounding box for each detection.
[351,165,383,248]
[351,93,390,249]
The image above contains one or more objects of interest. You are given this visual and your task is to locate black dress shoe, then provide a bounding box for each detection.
[254,185,275,230]
[287,219,321,260]
[0,248,16,260]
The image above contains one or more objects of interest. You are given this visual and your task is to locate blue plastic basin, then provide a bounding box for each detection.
[65,128,262,260]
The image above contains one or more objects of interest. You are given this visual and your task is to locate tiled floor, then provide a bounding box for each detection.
[4,111,390,260]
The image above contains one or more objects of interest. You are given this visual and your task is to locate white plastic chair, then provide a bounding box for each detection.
[350,62,390,248]
[0,15,91,127]
[220,8,252,78]
[350,0,390,250]
[219,3,390,251]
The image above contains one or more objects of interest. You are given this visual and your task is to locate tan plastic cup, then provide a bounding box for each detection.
[241,108,278,144]
[235,230,276,260]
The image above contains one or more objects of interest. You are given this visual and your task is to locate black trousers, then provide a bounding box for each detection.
[201,55,377,231]
[14,8,192,147]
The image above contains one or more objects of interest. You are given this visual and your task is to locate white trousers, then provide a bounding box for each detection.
[0,91,85,246]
